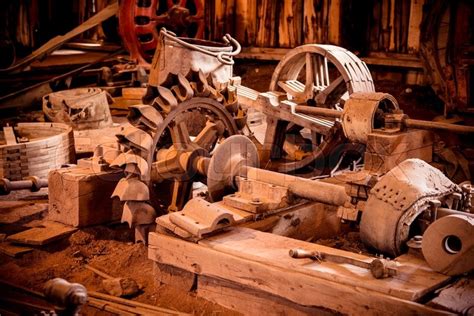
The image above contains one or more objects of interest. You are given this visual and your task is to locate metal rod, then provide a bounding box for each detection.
[404,118,474,134]
[294,105,342,118]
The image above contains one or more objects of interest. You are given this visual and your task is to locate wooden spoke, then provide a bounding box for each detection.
[170,117,191,148]
[194,121,219,151]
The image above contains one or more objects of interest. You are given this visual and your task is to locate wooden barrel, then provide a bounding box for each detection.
[0,123,76,180]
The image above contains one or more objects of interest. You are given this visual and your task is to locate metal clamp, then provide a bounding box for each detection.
[160,28,241,65]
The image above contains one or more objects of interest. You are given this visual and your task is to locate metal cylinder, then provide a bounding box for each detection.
[245,167,349,207]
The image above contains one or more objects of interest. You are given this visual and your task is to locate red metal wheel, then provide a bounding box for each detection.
[119,0,205,65]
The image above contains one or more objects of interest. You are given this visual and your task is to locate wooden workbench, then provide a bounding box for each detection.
[148,227,453,315]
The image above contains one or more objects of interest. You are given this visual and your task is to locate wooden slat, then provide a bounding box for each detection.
[7,221,77,246]
[235,0,257,46]
[148,230,452,315]
[328,0,341,45]
[407,0,424,53]
[3,127,17,145]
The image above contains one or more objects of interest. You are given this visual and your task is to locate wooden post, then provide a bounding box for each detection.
[389,0,396,51]
[235,0,257,46]
[328,0,341,45]
[278,0,302,47]
[407,0,425,53]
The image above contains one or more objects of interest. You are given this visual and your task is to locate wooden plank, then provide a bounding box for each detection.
[389,0,396,51]
[407,0,424,53]
[235,0,257,46]
[198,275,333,316]
[0,2,119,73]
[428,278,474,314]
[121,87,146,100]
[328,0,341,45]
[278,0,302,48]
[3,127,17,145]
[199,227,449,301]
[0,242,33,257]
[7,221,77,245]
[148,231,451,315]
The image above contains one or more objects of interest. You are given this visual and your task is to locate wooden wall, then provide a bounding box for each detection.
[205,0,425,55]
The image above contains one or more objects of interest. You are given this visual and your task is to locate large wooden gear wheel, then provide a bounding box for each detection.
[119,0,205,64]
[266,44,375,173]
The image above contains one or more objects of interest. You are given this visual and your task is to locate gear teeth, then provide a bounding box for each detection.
[122,201,156,228]
[128,104,163,130]
[234,108,248,130]
[171,73,194,102]
[153,86,178,113]
[223,85,239,113]
[189,70,211,97]
[111,151,150,181]
[116,126,153,153]
[112,177,150,201]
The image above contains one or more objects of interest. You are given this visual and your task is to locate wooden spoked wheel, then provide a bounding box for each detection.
[264,44,375,173]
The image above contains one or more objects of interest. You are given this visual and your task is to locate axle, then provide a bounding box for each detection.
[0,177,48,195]
[153,136,351,207]
[294,105,474,134]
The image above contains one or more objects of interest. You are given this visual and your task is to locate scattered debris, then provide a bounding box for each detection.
[7,221,77,246]
[85,264,141,297]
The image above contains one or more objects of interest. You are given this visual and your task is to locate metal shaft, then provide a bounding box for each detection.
[0,177,48,195]
[294,105,342,119]
[245,167,350,207]
[195,156,350,207]
[404,118,474,134]
[294,105,474,134]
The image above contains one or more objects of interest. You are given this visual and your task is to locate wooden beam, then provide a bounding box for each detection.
[407,0,425,53]
[149,228,451,315]
[328,0,341,45]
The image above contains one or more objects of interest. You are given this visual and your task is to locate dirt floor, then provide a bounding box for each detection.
[0,189,237,315]
[0,59,455,314]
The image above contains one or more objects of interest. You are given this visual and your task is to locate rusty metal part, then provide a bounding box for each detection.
[422,214,474,275]
[0,177,48,195]
[360,159,461,257]
[404,118,474,134]
[148,30,236,88]
[168,197,235,237]
[341,93,399,143]
[112,177,150,202]
[127,104,163,131]
[295,94,474,135]
[116,127,154,154]
[118,0,205,64]
[289,248,397,279]
[121,201,156,227]
[43,278,88,315]
[206,134,259,202]
[42,88,113,130]
[202,135,350,206]
[152,86,178,113]
[110,152,150,181]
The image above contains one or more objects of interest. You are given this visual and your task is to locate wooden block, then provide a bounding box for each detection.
[48,166,123,227]
[366,130,434,156]
[122,87,146,100]
[0,242,33,257]
[148,228,451,315]
[364,145,432,174]
[3,126,17,145]
[7,221,77,246]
